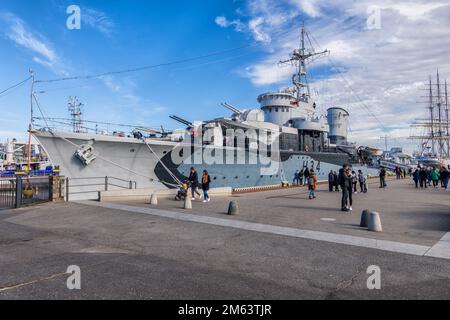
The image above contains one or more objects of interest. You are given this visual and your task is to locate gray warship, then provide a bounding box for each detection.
[33,25,379,196]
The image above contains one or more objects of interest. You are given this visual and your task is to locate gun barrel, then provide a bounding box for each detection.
[169,115,193,127]
[222,102,242,115]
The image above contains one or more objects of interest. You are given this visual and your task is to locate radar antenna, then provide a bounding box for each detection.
[279,23,329,103]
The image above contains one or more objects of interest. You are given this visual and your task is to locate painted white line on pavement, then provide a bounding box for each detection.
[76,201,448,259]
[425,232,450,260]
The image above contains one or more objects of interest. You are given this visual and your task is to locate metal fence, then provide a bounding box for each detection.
[0,176,53,210]
[66,176,137,201]
[0,178,16,209]
[21,176,51,206]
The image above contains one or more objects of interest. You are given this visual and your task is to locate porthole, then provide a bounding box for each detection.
[246,176,250,179]
[130,149,135,153]
[213,177,217,180]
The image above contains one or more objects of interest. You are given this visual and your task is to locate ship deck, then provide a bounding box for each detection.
[0,177,449,299]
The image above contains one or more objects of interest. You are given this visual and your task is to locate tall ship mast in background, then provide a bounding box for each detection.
[411,70,450,167]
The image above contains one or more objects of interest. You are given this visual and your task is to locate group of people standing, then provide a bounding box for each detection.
[412,166,450,190]
[337,165,368,212]
[176,167,212,203]
[294,164,369,209]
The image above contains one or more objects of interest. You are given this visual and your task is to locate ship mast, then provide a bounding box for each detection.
[279,23,329,103]
[410,70,450,159]
[27,68,35,173]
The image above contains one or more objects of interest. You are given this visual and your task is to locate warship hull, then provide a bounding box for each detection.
[34,131,378,199]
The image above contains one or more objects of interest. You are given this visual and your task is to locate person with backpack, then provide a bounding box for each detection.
[308,170,317,199]
[201,170,211,203]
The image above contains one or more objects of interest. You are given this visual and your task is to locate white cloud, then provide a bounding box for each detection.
[248,17,271,43]
[82,7,115,36]
[292,0,322,18]
[0,12,59,68]
[218,0,450,153]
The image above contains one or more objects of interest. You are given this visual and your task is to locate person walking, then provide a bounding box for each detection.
[431,168,440,188]
[440,167,450,190]
[308,170,317,199]
[379,167,387,188]
[303,167,310,186]
[419,166,428,188]
[427,168,432,187]
[188,167,201,200]
[339,164,353,211]
[413,168,420,188]
[351,170,358,194]
[293,170,301,185]
[328,170,335,192]
[333,171,339,191]
[357,170,366,193]
[201,170,211,203]
[299,168,304,185]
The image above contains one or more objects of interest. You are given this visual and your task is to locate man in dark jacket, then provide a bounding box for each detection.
[328,170,335,192]
[188,167,201,199]
[419,167,428,188]
[441,167,450,190]
[379,167,387,188]
[339,164,353,212]
[413,168,420,188]
[303,167,310,186]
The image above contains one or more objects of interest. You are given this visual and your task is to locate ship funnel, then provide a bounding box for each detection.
[327,107,349,145]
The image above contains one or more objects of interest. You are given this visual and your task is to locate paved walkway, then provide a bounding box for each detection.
[0,177,449,299]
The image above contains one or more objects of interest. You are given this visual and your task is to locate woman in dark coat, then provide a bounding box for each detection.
[201,170,211,203]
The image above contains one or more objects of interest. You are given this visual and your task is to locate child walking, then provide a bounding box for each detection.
[308,170,317,199]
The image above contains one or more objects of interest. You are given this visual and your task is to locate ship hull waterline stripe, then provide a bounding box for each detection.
[76,201,448,260]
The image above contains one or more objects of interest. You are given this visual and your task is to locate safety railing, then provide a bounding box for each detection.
[0,178,16,209]
[1,176,54,209]
[65,176,137,201]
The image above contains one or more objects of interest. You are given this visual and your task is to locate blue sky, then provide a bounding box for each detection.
[0,0,294,139]
[1,0,450,153]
